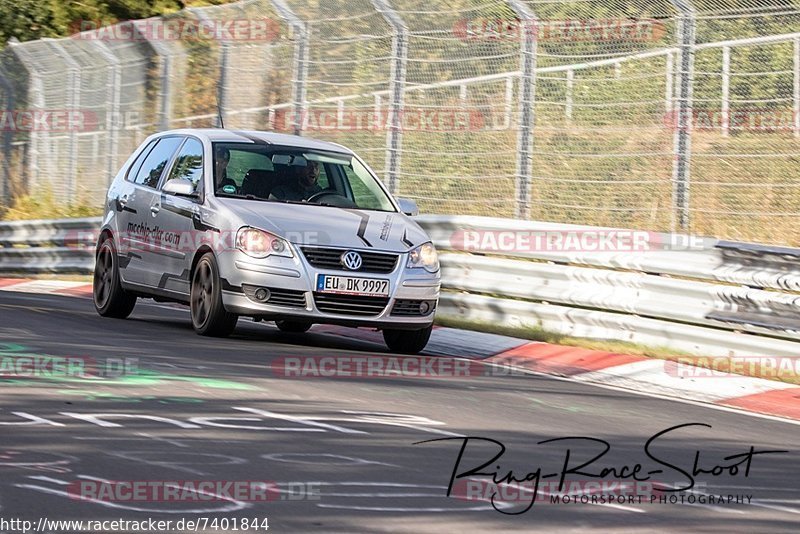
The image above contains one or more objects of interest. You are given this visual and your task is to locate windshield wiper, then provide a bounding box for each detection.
[216,192,271,202]
[266,198,311,205]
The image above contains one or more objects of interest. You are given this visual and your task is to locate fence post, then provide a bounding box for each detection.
[666,51,674,113]
[92,41,122,184]
[504,75,514,130]
[371,0,408,195]
[192,7,229,128]
[7,41,43,193]
[508,0,537,219]
[794,37,799,138]
[133,20,174,131]
[46,41,81,201]
[0,66,14,205]
[271,0,308,136]
[721,45,730,137]
[668,0,696,232]
[565,69,574,121]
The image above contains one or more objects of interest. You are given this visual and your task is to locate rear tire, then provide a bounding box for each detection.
[276,320,312,333]
[383,325,433,355]
[191,253,238,337]
[93,238,136,319]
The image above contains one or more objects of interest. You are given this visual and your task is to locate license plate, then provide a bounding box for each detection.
[316,275,389,297]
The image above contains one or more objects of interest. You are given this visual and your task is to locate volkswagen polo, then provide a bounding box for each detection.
[93,129,440,354]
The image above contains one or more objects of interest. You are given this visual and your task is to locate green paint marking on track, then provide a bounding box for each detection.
[35,369,256,390]
[57,390,206,403]
[527,396,591,413]
[0,345,255,391]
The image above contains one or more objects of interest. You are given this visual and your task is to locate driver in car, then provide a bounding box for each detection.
[269,160,323,201]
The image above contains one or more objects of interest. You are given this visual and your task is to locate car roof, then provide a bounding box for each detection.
[157,129,354,155]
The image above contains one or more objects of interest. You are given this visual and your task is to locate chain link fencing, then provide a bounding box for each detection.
[0,0,798,245]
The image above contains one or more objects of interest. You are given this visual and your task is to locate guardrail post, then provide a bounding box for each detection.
[794,37,799,138]
[46,41,81,201]
[721,46,730,137]
[91,41,122,185]
[271,0,308,136]
[668,0,696,232]
[508,0,538,219]
[371,0,408,195]
[0,66,14,206]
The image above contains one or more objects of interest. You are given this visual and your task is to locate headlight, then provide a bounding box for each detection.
[235,227,293,259]
[407,242,439,273]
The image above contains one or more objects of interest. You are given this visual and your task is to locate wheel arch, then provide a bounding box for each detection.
[190,245,215,278]
[96,228,114,254]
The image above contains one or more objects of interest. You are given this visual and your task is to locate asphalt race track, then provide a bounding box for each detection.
[0,289,798,533]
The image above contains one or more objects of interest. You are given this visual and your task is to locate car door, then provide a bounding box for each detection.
[148,137,206,296]
[118,135,184,287]
[114,138,155,286]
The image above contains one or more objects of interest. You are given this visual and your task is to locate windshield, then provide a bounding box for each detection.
[211,143,396,212]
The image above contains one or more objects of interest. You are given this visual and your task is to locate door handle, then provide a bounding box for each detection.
[118,195,128,207]
[150,205,160,215]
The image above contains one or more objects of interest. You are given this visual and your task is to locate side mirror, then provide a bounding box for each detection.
[397,198,419,216]
[163,178,198,197]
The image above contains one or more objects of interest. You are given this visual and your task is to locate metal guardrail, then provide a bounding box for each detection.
[2,215,800,356]
[0,217,99,273]
[415,215,800,357]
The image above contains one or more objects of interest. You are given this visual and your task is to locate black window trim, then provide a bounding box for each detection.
[124,138,158,183]
[159,134,206,204]
[126,135,186,190]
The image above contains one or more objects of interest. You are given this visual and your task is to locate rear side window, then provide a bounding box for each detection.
[126,139,157,182]
[132,137,183,188]
[165,138,204,191]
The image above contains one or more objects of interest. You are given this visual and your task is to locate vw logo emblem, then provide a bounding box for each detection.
[341,251,363,271]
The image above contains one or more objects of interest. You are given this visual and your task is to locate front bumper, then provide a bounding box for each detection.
[217,245,440,330]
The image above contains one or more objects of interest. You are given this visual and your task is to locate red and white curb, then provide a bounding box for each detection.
[2,277,799,423]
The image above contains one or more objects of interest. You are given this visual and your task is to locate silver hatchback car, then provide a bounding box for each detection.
[93,129,440,354]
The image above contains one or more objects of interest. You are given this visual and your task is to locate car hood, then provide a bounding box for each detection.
[222,200,430,252]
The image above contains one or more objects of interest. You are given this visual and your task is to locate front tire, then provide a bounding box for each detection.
[276,320,312,333]
[383,325,433,355]
[93,238,136,318]
[191,253,238,337]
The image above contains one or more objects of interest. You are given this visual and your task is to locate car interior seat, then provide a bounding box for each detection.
[241,169,277,198]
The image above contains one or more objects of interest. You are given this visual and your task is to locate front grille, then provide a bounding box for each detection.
[313,293,389,316]
[391,299,437,317]
[301,246,398,274]
[243,285,307,308]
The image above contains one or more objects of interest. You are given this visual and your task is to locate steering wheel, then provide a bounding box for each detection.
[305,190,358,208]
